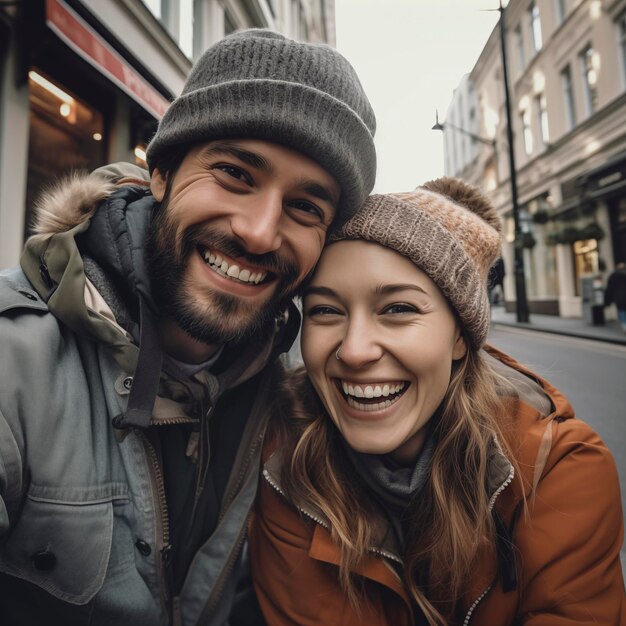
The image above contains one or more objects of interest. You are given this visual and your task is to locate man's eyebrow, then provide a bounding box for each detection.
[297,180,339,206]
[303,285,338,298]
[202,143,272,172]
[375,283,430,297]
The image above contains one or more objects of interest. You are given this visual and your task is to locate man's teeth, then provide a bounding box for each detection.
[341,381,406,399]
[203,251,267,284]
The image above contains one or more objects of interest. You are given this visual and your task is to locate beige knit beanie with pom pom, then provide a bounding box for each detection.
[329,177,502,349]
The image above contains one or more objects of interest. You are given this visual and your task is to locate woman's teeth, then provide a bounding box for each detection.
[203,250,267,284]
[340,381,407,412]
[341,382,405,398]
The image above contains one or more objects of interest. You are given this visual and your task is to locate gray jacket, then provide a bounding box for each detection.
[0,173,296,625]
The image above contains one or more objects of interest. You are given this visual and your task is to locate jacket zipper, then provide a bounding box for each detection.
[141,431,173,619]
[196,430,266,623]
[462,462,515,625]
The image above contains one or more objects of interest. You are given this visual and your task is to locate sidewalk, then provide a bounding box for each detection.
[490,306,626,346]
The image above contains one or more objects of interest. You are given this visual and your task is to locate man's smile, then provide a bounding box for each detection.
[198,245,273,286]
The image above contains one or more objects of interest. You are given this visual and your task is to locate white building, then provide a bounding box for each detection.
[442,0,626,319]
[0,0,335,269]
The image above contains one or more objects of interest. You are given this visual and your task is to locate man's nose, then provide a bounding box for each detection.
[230,192,283,254]
[337,317,383,369]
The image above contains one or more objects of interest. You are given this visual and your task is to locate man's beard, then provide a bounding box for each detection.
[146,203,300,347]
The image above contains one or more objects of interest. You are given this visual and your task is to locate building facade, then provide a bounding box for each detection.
[443,0,626,319]
[0,0,335,269]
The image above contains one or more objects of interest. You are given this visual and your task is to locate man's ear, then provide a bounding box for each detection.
[150,168,167,202]
[452,330,468,360]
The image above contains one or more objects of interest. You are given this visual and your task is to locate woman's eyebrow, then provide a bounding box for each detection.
[303,285,338,298]
[375,283,430,296]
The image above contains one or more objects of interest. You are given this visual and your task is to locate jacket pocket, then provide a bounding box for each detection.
[0,490,114,605]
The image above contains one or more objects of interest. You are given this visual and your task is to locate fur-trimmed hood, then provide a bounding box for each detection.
[30,173,118,241]
[19,166,300,426]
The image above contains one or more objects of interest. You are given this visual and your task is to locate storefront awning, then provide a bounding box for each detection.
[45,0,170,120]
[578,151,626,200]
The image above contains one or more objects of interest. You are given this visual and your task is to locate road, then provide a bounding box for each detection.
[488,325,626,575]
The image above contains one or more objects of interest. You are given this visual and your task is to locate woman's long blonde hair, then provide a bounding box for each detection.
[272,344,516,625]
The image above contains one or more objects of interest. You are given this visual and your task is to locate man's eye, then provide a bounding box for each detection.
[215,165,252,184]
[287,200,325,224]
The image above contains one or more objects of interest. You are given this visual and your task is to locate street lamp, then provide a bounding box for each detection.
[431,110,496,148]
[431,0,530,324]
[497,0,530,323]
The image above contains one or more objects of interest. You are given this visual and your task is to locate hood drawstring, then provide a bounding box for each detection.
[113,296,162,429]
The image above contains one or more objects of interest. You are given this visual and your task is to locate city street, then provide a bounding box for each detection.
[488,325,626,573]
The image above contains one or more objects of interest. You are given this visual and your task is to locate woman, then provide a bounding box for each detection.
[249,178,625,625]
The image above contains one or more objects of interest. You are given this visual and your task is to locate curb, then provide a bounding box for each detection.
[490,320,626,346]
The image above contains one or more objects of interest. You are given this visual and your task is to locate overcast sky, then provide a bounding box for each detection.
[335,0,500,193]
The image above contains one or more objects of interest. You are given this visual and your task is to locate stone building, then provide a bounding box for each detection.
[442,0,626,318]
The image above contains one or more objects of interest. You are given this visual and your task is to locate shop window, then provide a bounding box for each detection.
[25,70,105,238]
[573,239,599,294]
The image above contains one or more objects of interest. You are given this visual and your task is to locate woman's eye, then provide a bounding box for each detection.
[305,305,340,317]
[383,303,419,315]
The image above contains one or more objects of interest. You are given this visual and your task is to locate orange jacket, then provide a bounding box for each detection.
[249,346,626,625]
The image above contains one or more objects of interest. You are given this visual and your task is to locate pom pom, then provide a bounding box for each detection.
[420,177,501,234]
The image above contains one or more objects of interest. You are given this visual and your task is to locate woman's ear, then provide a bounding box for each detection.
[150,168,167,202]
[452,330,468,360]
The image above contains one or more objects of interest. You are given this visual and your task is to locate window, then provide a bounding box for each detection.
[179,0,194,59]
[224,11,236,35]
[515,24,525,73]
[142,0,162,19]
[561,64,576,130]
[529,2,543,53]
[580,44,598,116]
[535,94,549,147]
[521,108,533,155]
[555,0,566,25]
[618,11,626,87]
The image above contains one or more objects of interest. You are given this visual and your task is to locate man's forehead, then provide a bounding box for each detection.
[197,139,340,199]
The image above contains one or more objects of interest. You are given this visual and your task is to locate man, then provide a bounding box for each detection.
[604,261,626,333]
[0,29,376,625]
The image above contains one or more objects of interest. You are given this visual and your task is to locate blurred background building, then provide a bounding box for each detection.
[442,0,626,319]
[0,0,335,268]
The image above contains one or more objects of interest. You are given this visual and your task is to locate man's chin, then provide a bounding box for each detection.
[170,292,288,347]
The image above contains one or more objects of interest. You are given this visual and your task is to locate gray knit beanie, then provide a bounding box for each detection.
[146,29,376,221]
[329,178,502,348]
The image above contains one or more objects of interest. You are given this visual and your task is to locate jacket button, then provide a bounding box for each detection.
[135,539,151,556]
[32,550,56,571]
